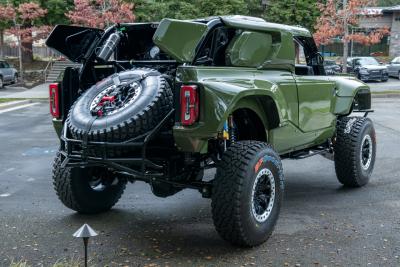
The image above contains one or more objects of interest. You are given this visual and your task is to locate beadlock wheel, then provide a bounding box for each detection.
[360,134,373,170]
[251,168,276,223]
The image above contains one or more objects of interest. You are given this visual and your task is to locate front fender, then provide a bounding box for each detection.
[173,67,287,153]
[331,76,371,115]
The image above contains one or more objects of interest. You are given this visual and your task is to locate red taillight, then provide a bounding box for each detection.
[180,85,199,126]
[49,83,60,118]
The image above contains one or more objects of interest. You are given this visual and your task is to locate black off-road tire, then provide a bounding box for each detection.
[66,68,173,142]
[52,152,126,214]
[211,141,284,247]
[334,117,376,187]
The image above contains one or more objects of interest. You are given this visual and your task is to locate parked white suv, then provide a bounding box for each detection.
[0,60,18,88]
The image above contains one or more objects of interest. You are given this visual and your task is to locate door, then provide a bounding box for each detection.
[293,39,336,132]
[388,57,400,77]
[1,62,13,82]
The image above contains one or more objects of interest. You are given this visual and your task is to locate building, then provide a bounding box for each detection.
[359,6,400,57]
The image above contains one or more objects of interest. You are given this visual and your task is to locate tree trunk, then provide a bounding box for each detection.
[342,0,348,73]
[0,30,4,59]
[22,41,33,63]
[21,31,33,64]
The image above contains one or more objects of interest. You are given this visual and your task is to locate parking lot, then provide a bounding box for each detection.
[0,98,399,266]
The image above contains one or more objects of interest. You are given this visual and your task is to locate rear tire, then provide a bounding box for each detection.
[334,117,376,187]
[211,141,284,247]
[52,152,126,214]
[0,76,3,88]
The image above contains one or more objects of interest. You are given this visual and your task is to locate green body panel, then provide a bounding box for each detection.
[226,31,273,67]
[53,119,63,137]
[221,16,312,37]
[173,66,369,154]
[173,66,342,154]
[331,76,370,115]
[295,75,336,132]
[153,19,208,62]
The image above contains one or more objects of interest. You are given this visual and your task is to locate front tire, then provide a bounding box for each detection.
[334,117,376,187]
[11,74,17,84]
[52,152,127,214]
[211,141,284,247]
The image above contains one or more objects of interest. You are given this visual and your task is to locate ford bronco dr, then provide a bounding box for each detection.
[46,16,376,247]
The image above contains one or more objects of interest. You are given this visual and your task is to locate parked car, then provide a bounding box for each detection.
[46,16,376,247]
[347,57,388,82]
[324,60,342,75]
[0,60,18,88]
[387,56,400,79]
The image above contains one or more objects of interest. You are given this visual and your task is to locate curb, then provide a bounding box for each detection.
[372,93,400,98]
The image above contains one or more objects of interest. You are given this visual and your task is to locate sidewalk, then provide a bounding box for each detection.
[0,83,49,99]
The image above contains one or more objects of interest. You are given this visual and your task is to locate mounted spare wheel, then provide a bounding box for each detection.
[66,68,173,142]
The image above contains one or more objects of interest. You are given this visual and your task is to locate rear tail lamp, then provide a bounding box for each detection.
[49,83,60,118]
[180,85,199,126]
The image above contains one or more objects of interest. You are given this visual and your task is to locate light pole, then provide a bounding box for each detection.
[73,223,98,267]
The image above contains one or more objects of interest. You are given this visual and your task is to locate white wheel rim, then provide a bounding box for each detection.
[90,81,142,116]
[251,168,276,223]
[360,134,373,170]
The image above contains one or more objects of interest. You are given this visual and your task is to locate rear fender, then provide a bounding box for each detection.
[173,69,287,153]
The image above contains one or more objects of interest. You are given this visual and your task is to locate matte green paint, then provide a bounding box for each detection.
[226,31,273,67]
[153,19,208,63]
[173,65,369,154]
[53,119,63,137]
[50,16,370,156]
[221,16,312,37]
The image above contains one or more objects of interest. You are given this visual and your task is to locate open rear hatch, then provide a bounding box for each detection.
[46,25,103,63]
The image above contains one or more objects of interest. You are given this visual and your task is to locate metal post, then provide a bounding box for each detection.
[342,0,349,73]
[83,237,89,267]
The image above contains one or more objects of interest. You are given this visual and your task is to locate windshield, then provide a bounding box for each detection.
[356,57,379,66]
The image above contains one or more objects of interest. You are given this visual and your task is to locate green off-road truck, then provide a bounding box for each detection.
[46,16,376,247]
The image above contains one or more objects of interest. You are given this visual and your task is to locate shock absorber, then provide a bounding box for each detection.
[228,115,236,144]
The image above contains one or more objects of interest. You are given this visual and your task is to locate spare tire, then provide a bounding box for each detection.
[66,68,173,142]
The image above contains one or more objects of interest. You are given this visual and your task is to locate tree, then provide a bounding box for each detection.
[314,0,389,73]
[0,2,48,66]
[264,0,320,31]
[39,0,74,25]
[133,0,257,22]
[0,4,15,58]
[67,0,135,28]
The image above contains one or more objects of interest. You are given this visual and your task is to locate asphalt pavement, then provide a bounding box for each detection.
[0,100,400,266]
